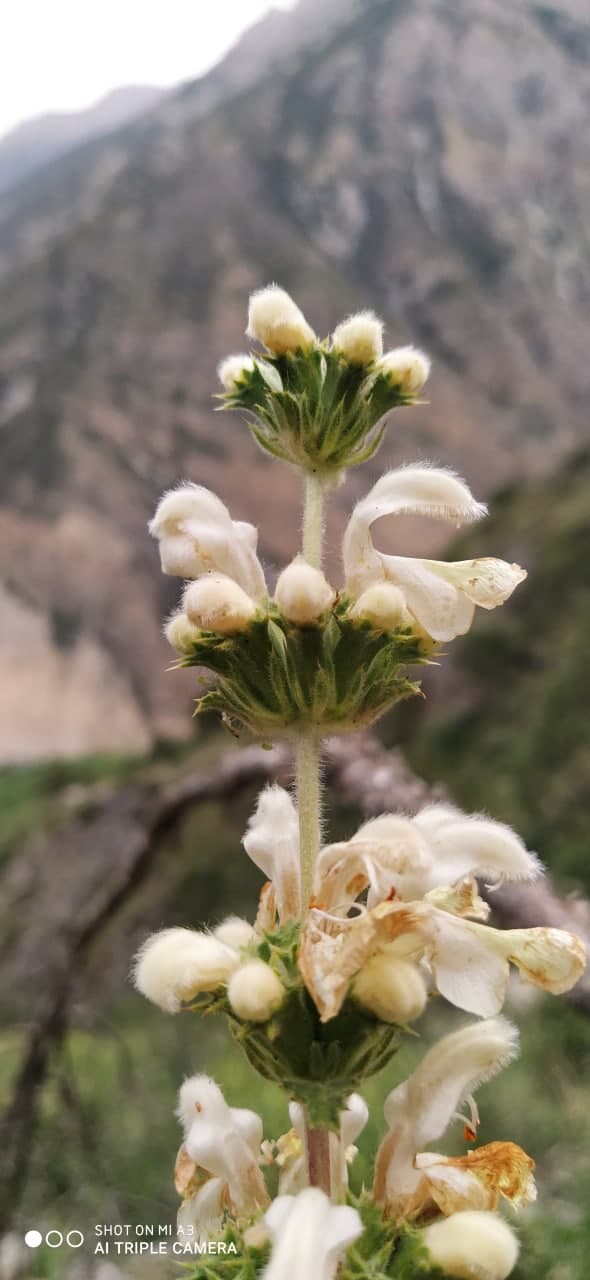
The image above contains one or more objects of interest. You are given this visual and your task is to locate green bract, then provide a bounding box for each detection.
[176,599,427,735]
[218,346,415,474]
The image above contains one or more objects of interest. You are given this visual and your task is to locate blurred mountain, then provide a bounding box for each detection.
[1,0,590,759]
[0,86,167,196]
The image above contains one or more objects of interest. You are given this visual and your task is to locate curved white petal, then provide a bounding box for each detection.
[414,808,543,888]
[343,465,486,596]
[177,1177,226,1243]
[149,483,267,597]
[243,786,301,922]
[262,1189,362,1280]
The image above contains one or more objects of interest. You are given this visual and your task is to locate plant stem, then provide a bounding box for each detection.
[298,468,331,1194]
[302,471,325,568]
[296,726,322,909]
[304,1115,332,1197]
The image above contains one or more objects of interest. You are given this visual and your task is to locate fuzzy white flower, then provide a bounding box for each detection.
[213,916,256,950]
[218,353,255,391]
[247,286,317,355]
[183,573,257,634]
[262,1188,362,1280]
[149,483,267,596]
[132,928,239,1013]
[352,951,427,1024]
[349,582,412,630]
[228,958,286,1022]
[178,1075,268,1219]
[375,346,431,395]
[331,311,384,365]
[343,465,526,642]
[177,1178,226,1244]
[243,785,302,921]
[275,556,335,624]
[164,610,201,654]
[421,1210,519,1280]
[373,1019,518,1218]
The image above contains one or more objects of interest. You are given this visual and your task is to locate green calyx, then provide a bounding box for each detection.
[177,598,427,736]
[218,345,414,474]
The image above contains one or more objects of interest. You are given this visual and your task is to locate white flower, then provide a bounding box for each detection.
[343,465,526,642]
[164,610,201,654]
[228,959,286,1022]
[262,1188,362,1280]
[243,785,302,921]
[213,916,256,950]
[274,556,335,624]
[218,353,255,391]
[149,483,267,597]
[183,573,257,634]
[349,582,412,630]
[179,1075,268,1219]
[177,1178,226,1244]
[331,311,384,365]
[375,346,431,395]
[421,1210,519,1280]
[414,1141,536,1216]
[352,952,427,1024]
[247,286,317,355]
[132,928,239,1013]
[373,1019,518,1218]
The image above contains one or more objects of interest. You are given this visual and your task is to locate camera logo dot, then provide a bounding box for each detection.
[24,1231,43,1249]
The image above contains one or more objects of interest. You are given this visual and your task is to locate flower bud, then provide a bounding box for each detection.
[183,573,257,634]
[213,916,256,950]
[331,311,383,365]
[376,346,431,395]
[275,556,335,624]
[228,959,286,1022]
[246,285,317,355]
[133,928,238,1013]
[349,583,412,630]
[218,353,255,391]
[352,952,427,1024]
[421,1211,519,1280]
[164,610,201,654]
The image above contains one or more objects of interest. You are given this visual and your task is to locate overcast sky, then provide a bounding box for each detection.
[0,0,296,139]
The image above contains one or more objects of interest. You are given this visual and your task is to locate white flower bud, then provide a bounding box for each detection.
[352,952,427,1024]
[133,928,238,1013]
[274,556,335,624]
[349,583,412,630]
[217,353,255,391]
[331,311,384,365]
[421,1211,519,1280]
[183,573,257,634]
[213,916,256,950]
[246,285,317,355]
[376,345,431,395]
[228,959,286,1022]
[164,610,201,654]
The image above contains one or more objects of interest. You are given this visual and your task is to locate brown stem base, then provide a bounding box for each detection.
[305,1114,332,1196]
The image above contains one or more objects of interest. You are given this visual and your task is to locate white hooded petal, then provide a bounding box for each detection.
[343,466,525,641]
[149,483,267,597]
[374,1019,518,1214]
[178,1075,267,1216]
[262,1188,362,1280]
[243,785,301,921]
[413,807,543,887]
[343,465,486,596]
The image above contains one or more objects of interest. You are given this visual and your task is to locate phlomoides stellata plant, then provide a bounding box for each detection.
[134,287,586,1280]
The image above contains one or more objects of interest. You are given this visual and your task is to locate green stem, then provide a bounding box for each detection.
[302,471,325,568]
[296,726,322,910]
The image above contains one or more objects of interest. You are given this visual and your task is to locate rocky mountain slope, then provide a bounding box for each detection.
[1,0,590,759]
[0,86,167,197]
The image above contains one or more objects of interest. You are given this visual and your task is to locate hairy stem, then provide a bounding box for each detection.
[302,471,325,568]
[296,726,322,910]
[304,1116,332,1197]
